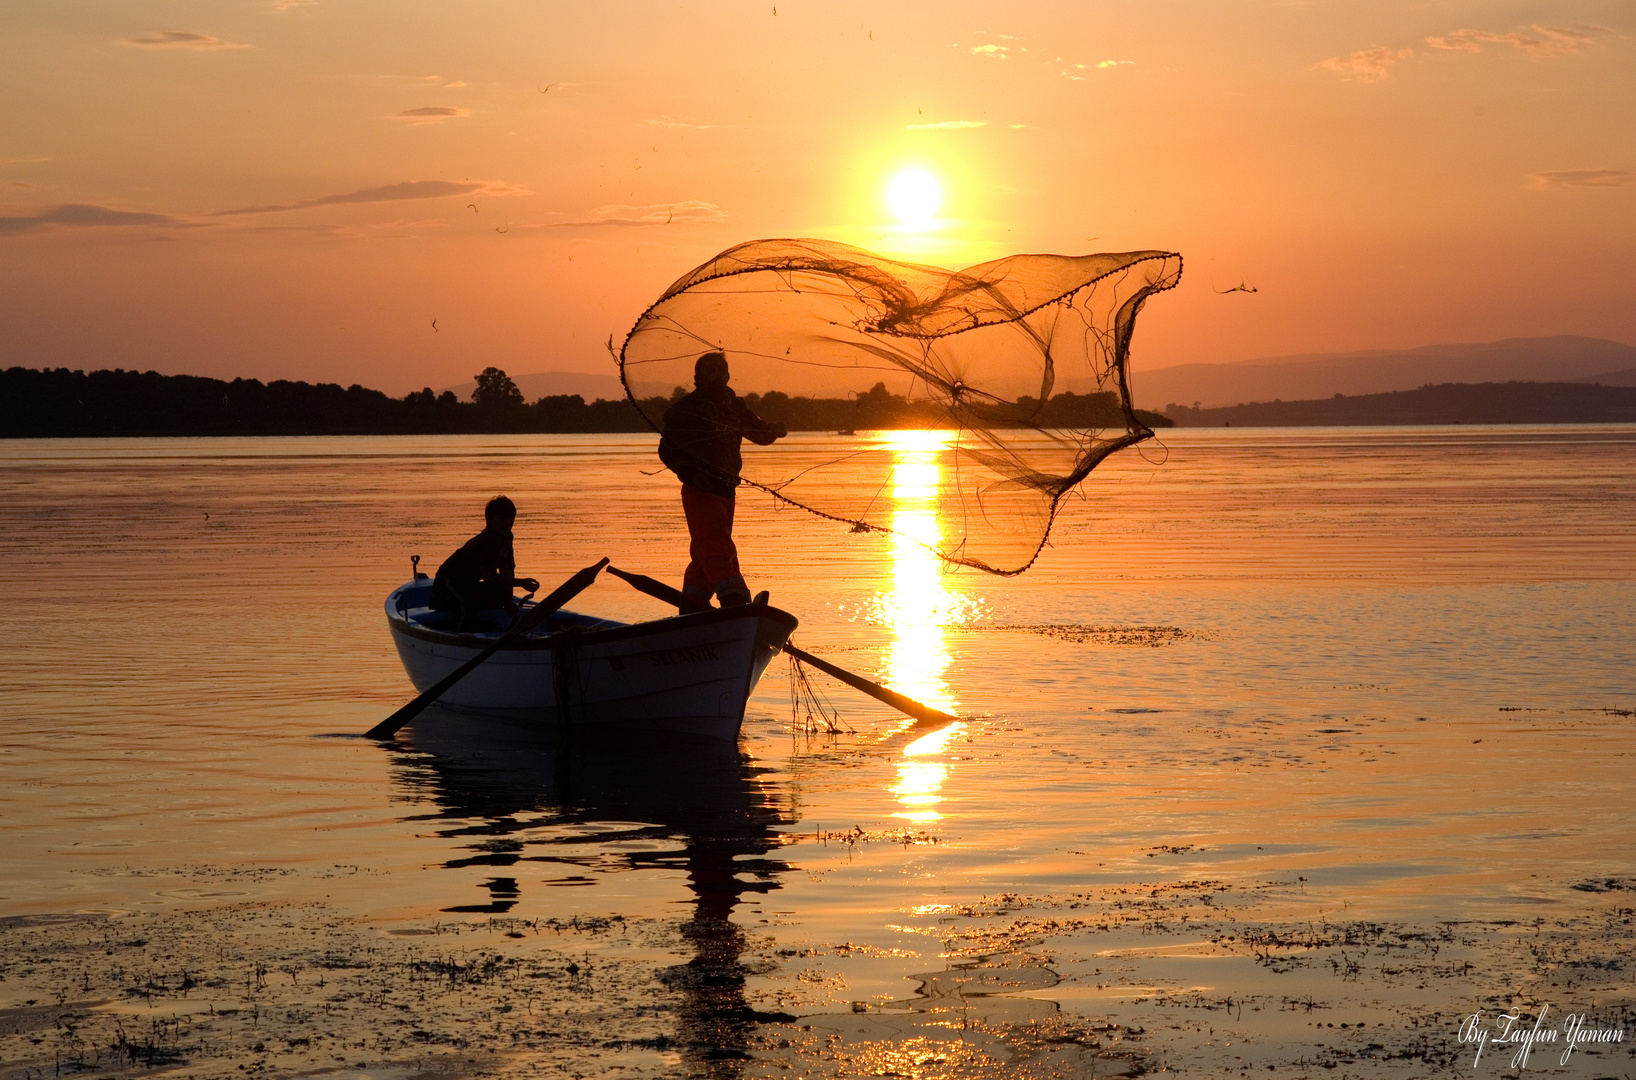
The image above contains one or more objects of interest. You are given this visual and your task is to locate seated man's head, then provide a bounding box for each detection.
[484,495,517,528]
[695,351,730,388]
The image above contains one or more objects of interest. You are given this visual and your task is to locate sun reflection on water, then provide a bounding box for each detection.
[868,430,976,823]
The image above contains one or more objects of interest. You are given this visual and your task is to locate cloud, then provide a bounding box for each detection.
[214,179,525,216]
[391,106,469,124]
[970,44,1009,58]
[1096,59,1134,69]
[644,115,715,130]
[123,30,250,50]
[0,203,181,237]
[272,0,317,10]
[541,200,728,228]
[906,120,986,131]
[1529,169,1636,189]
[1426,24,1608,56]
[1319,46,1414,82]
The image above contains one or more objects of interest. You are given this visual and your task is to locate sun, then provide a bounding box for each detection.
[887,169,942,225]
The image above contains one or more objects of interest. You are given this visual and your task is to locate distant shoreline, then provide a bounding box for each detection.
[11,366,1632,438]
[0,366,1172,438]
[1162,381,1636,427]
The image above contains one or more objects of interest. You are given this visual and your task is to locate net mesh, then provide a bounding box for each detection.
[617,238,1182,575]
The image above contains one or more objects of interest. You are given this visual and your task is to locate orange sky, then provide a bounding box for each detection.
[2,1,1631,394]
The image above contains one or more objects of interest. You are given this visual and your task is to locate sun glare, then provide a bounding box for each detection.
[887,169,941,225]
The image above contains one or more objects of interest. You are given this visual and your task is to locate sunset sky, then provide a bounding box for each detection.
[2,1,1631,395]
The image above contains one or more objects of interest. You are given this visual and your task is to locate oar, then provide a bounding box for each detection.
[604,565,960,728]
[365,557,610,740]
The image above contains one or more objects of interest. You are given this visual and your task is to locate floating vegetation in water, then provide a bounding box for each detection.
[808,824,942,848]
[0,904,678,1079]
[983,623,1195,647]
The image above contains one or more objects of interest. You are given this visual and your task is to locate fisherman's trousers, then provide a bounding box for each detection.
[680,483,748,606]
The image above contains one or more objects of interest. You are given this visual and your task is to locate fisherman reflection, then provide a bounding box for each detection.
[391,715,794,1074]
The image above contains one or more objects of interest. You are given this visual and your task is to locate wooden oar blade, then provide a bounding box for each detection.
[782,642,960,727]
[364,557,609,740]
[606,565,689,609]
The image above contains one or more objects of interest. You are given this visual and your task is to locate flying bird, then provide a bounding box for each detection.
[467,203,477,212]
[538,83,559,94]
[431,317,438,332]
[1215,281,1258,294]
[496,221,510,234]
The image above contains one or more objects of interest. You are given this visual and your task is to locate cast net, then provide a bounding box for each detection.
[618,238,1182,575]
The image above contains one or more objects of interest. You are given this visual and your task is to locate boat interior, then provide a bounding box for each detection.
[390,580,624,640]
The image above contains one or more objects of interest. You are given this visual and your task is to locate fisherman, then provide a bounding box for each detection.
[658,351,787,611]
[429,495,540,631]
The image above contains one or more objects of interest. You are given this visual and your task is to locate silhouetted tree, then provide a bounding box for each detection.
[472,367,523,410]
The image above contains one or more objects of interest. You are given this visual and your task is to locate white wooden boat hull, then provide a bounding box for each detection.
[385,580,797,740]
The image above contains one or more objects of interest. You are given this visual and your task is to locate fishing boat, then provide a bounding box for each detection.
[384,577,798,741]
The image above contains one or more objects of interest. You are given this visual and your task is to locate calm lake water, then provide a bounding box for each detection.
[1,426,1633,1078]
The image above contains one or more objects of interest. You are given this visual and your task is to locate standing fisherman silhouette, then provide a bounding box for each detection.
[658,352,787,611]
[429,496,541,632]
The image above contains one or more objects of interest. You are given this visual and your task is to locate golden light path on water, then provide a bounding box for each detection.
[871,429,973,824]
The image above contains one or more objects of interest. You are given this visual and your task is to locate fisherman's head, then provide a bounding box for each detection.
[695,351,730,388]
[484,495,517,529]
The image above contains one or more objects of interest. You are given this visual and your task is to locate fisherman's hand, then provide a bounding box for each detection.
[772,421,788,439]
[518,576,540,593]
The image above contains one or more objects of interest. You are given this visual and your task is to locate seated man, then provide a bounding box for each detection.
[429,495,540,631]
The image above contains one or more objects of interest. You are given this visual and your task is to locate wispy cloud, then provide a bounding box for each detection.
[1323,22,1610,82]
[1426,24,1608,56]
[214,179,525,216]
[1530,169,1636,189]
[970,43,1009,58]
[123,30,250,50]
[907,120,986,131]
[644,115,715,130]
[1097,59,1134,69]
[1319,45,1414,82]
[540,200,728,228]
[391,106,469,124]
[0,203,183,237]
[271,0,317,10]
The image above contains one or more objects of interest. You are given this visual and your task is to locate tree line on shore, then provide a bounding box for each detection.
[1160,381,1636,426]
[0,365,1169,437]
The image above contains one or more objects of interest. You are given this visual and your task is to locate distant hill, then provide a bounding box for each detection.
[1131,336,1636,410]
[441,370,626,403]
[1162,381,1636,427]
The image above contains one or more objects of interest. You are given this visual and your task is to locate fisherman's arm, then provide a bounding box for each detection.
[735,399,787,444]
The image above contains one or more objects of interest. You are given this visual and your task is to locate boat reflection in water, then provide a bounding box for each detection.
[869,430,973,823]
[391,705,795,1072]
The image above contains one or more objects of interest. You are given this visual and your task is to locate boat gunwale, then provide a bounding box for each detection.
[384,585,798,653]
